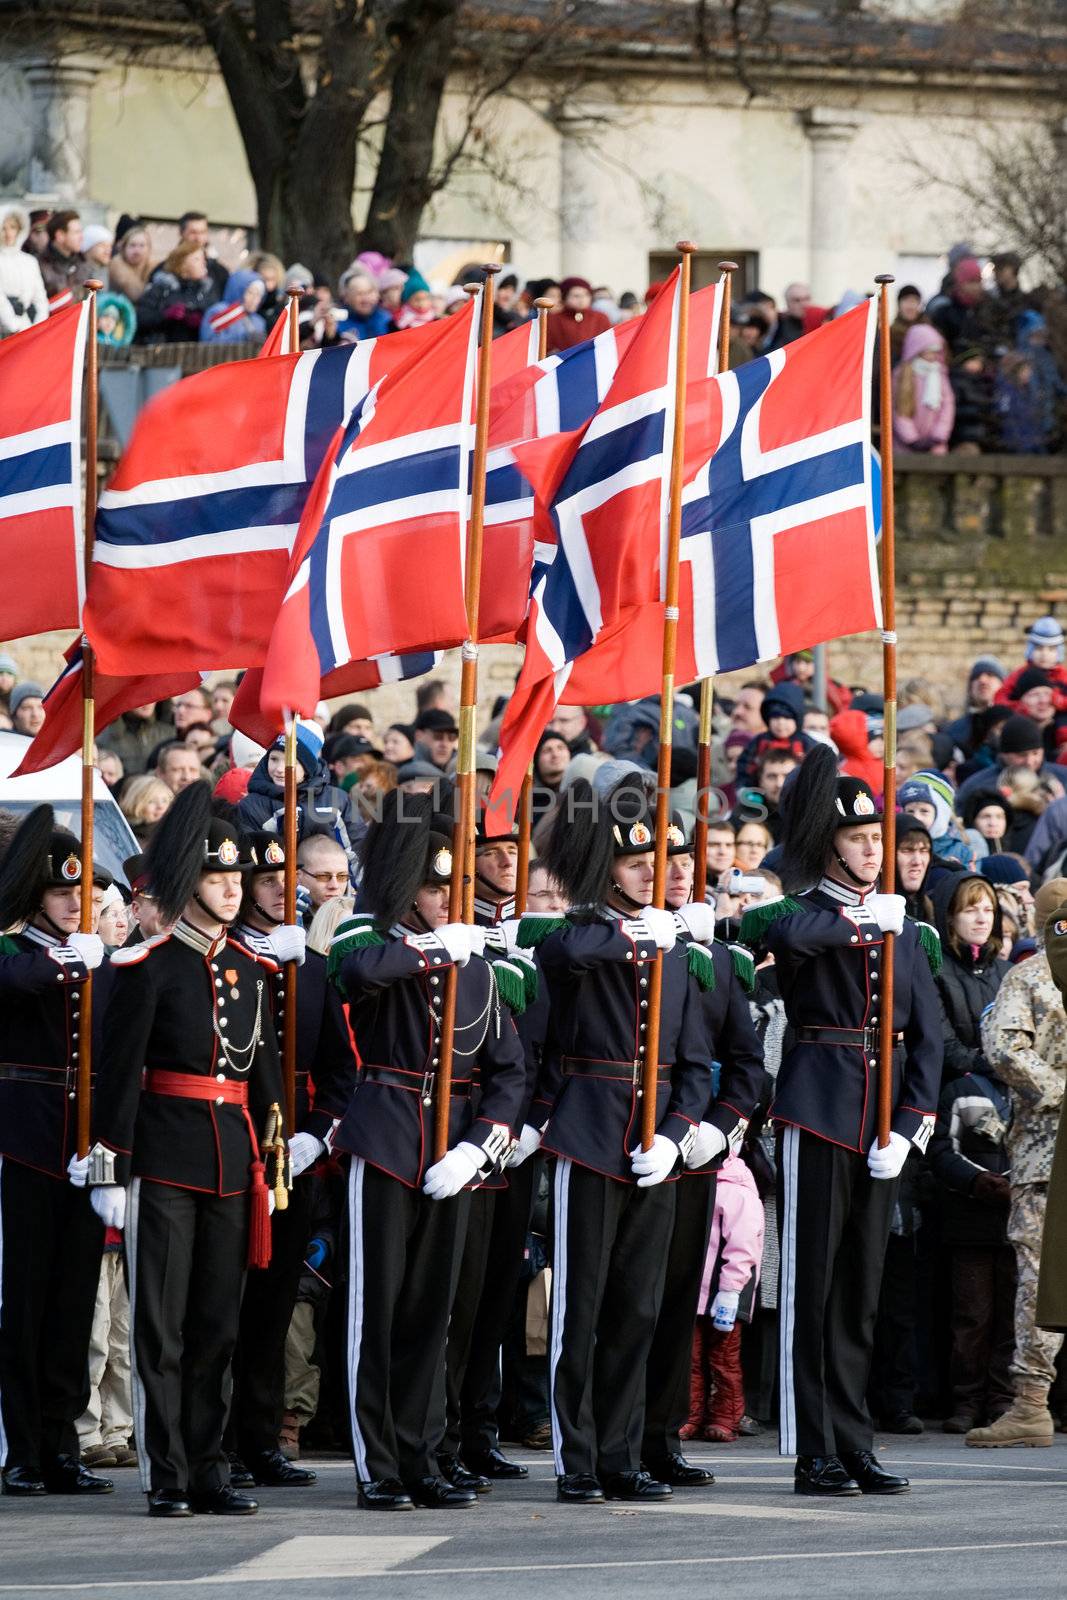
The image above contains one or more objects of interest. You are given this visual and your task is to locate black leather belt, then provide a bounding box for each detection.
[362,1064,472,1098]
[0,1063,66,1085]
[797,1026,903,1052]
[562,1056,672,1083]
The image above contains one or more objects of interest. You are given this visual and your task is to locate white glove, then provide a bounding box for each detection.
[436,923,487,965]
[90,1185,126,1229]
[866,893,906,937]
[674,902,716,945]
[268,1190,276,1216]
[508,1124,543,1167]
[67,1152,90,1188]
[867,1130,912,1180]
[423,1141,484,1201]
[641,907,677,952]
[711,1289,740,1331]
[265,924,307,966]
[66,932,105,970]
[630,1132,680,1187]
[288,1132,324,1178]
[490,918,524,957]
[685,1121,727,1169]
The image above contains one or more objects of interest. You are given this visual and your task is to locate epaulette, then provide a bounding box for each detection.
[326,914,384,984]
[728,941,757,995]
[738,896,806,950]
[0,933,21,957]
[489,957,529,1015]
[110,932,171,966]
[516,914,569,949]
[686,940,716,993]
[910,918,942,977]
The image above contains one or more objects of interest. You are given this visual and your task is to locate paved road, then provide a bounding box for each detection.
[3,1433,1066,1599]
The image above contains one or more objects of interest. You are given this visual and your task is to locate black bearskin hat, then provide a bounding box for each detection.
[544,774,658,907]
[145,781,248,924]
[0,806,83,929]
[244,830,289,874]
[358,790,452,929]
[778,745,881,895]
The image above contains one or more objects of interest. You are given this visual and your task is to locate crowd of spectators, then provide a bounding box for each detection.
[3,605,1067,1447]
[6,201,1066,455]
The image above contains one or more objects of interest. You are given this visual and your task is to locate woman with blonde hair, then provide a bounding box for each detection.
[108,224,154,304]
[734,819,773,869]
[120,774,173,844]
[306,895,355,958]
[136,240,216,342]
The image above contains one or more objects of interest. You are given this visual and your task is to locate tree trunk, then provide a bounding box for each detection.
[358,0,461,261]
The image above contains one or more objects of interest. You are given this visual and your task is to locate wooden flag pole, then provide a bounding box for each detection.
[693,262,737,902]
[514,295,555,915]
[77,281,102,1159]
[434,268,500,1162]
[640,242,696,1151]
[875,274,897,1150]
[282,716,299,1134]
[286,284,301,352]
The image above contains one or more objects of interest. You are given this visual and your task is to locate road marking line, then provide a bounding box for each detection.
[217,1535,450,1580]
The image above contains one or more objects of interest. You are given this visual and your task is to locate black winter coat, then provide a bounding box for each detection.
[236,753,357,848]
[929,1070,1012,1247]
[930,871,1011,1086]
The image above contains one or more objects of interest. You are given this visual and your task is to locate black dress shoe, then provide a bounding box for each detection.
[2,1466,47,1496]
[556,1472,605,1504]
[226,1451,256,1488]
[43,1455,114,1495]
[794,1455,861,1497]
[404,1475,477,1509]
[358,1478,414,1510]
[190,1484,259,1515]
[248,1448,317,1487]
[839,1450,910,1495]
[147,1488,194,1518]
[602,1470,672,1502]
[645,1452,715,1488]
[464,1446,529,1480]
[437,1453,491,1494]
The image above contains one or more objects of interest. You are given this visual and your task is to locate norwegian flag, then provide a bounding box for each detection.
[259,295,480,719]
[563,301,881,702]
[230,653,442,748]
[0,302,90,638]
[47,290,76,313]
[13,642,199,777]
[485,270,683,827]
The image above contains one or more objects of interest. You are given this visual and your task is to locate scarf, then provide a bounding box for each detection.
[912,355,943,410]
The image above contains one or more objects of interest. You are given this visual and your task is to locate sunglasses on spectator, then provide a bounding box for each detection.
[299,868,349,885]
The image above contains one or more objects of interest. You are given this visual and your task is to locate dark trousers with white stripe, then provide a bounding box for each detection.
[440,1186,496,1459]
[776,1126,897,1459]
[347,1159,470,1486]
[229,1176,312,1457]
[642,1174,717,1465]
[549,1159,676,1478]
[128,1179,247,1494]
[0,1157,104,1473]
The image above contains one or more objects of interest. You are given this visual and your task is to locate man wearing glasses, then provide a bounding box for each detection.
[296,834,351,916]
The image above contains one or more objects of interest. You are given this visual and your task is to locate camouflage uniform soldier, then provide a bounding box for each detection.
[969,879,1067,1448]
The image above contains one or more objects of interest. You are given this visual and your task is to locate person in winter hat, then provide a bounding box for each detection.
[996,617,1067,710]
[394,269,435,329]
[546,276,612,353]
[893,323,955,455]
[829,707,883,794]
[899,770,976,872]
[735,682,814,786]
[199,269,267,344]
[961,790,1014,862]
[0,204,49,330]
[235,718,357,861]
[681,1154,764,1444]
[96,292,136,348]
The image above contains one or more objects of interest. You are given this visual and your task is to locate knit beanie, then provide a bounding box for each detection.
[999,714,1043,754]
[979,855,1029,887]
[401,269,431,303]
[969,655,1006,682]
[1026,615,1064,661]
[272,717,324,777]
[898,770,955,840]
[1012,666,1053,699]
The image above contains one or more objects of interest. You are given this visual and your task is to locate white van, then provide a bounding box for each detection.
[0,732,139,885]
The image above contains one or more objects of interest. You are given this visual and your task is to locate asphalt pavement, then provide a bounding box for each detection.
[2,1432,1066,1600]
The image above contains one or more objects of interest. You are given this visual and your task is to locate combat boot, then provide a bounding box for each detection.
[966,1391,1053,1448]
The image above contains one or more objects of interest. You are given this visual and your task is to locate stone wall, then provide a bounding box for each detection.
[7,456,1067,737]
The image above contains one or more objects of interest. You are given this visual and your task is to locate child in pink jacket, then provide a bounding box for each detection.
[893,323,955,455]
[681,1155,765,1443]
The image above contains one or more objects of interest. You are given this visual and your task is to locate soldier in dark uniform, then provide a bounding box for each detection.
[90,783,284,1518]
[738,746,942,1498]
[0,808,112,1498]
[516,777,713,1504]
[328,791,525,1511]
[227,831,359,1488]
[438,814,532,1489]
[641,820,766,1487]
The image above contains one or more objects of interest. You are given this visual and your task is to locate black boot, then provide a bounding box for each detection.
[404,1475,478,1509]
[556,1472,605,1504]
[437,1453,491,1495]
[644,1452,715,1488]
[463,1446,529,1480]
[147,1488,194,1518]
[839,1451,910,1494]
[248,1448,317,1486]
[190,1484,259,1515]
[226,1451,256,1488]
[357,1478,415,1510]
[43,1455,114,1495]
[602,1470,672,1502]
[793,1456,861,1497]
[2,1466,46,1497]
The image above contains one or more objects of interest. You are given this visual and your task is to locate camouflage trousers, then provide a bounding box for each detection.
[1008,1184,1065,1392]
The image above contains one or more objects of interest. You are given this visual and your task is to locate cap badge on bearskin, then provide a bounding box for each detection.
[433,847,452,878]
[265,840,285,865]
[61,853,81,882]
[666,823,684,847]
[853,792,875,816]
[216,838,239,867]
[629,821,652,848]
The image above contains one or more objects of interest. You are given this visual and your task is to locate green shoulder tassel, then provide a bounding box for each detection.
[729,942,757,995]
[686,940,716,993]
[513,948,540,1007]
[327,916,385,987]
[0,934,21,957]
[517,914,568,949]
[912,918,943,977]
[491,958,528,1015]
[738,895,805,950]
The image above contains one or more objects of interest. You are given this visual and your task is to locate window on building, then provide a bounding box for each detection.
[648,249,760,296]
